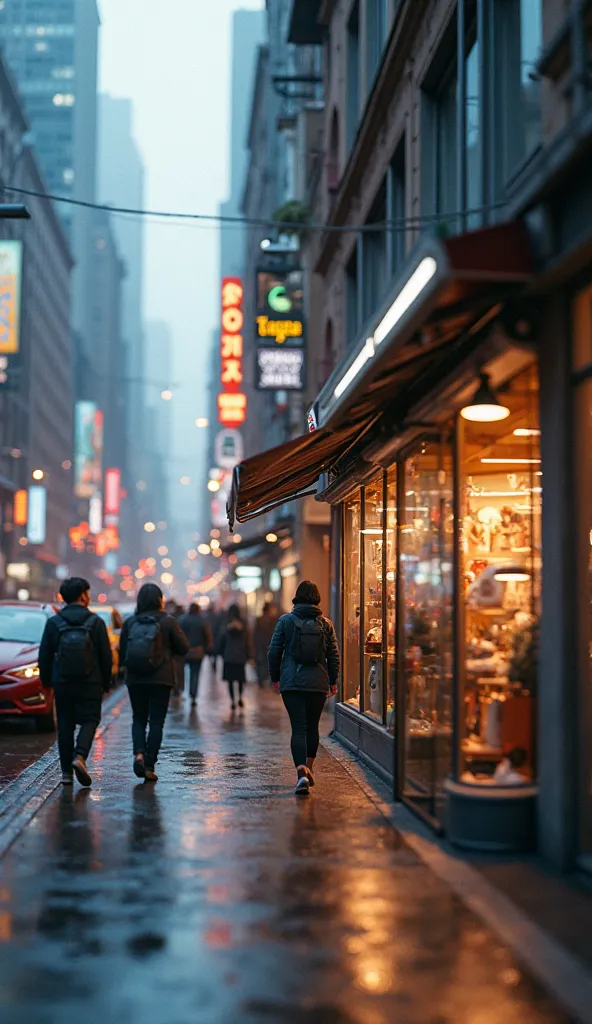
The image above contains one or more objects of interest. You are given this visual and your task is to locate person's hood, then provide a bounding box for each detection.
[228,620,245,632]
[292,604,323,620]
[58,604,94,624]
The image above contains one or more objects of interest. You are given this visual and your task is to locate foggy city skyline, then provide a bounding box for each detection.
[98,0,264,536]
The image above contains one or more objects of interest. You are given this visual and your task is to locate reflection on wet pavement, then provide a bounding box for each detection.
[0,668,570,1023]
[0,719,56,790]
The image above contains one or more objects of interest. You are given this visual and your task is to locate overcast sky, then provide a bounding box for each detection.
[98,0,264,542]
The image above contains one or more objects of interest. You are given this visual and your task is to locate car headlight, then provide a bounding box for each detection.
[9,662,40,680]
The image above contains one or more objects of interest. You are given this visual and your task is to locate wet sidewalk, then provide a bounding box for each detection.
[0,672,572,1024]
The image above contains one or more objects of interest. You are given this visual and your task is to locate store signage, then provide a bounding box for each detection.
[7,562,30,582]
[104,468,121,524]
[307,404,318,433]
[255,316,303,346]
[218,277,247,426]
[74,401,104,499]
[27,486,46,545]
[256,348,305,391]
[13,489,28,527]
[215,429,244,470]
[0,240,23,356]
[257,269,303,317]
[89,493,103,535]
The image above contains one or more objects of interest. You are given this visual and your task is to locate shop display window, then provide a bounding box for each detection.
[401,440,454,818]
[385,468,397,731]
[362,475,385,721]
[461,365,540,787]
[343,493,361,707]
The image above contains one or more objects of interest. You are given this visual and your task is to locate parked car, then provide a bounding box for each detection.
[89,604,122,680]
[0,601,58,732]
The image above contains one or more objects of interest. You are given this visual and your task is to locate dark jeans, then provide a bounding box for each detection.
[188,660,202,699]
[128,684,171,769]
[54,686,102,774]
[228,680,244,704]
[173,657,184,695]
[282,690,327,768]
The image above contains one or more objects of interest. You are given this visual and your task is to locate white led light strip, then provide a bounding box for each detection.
[333,256,439,402]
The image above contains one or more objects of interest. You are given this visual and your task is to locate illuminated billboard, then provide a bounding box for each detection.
[74,402,103,499]
[104,468,121,523]
[0,241,23,356]
[27,486,46,545]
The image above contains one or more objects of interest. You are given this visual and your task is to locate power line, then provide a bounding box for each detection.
[1,184,508,235]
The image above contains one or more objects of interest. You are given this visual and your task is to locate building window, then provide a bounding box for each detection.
[494,0,543,185]
[345,244,360,350]
[362,178,387,323]
[465,35,481,226]
[388,135,406,275]
[346,1,360,153]
[421,56,458,230]
[385,467,397,732]
[365,0,387,93]
[461,365,540,788]
[327,108,340,193]
[343,493,362,708]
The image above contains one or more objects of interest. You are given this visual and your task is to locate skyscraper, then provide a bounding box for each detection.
[0,0,100,367]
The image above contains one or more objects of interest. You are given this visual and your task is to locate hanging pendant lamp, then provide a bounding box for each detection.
[460,373,510,423]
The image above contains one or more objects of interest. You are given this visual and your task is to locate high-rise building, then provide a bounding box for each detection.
[0,0,100,382]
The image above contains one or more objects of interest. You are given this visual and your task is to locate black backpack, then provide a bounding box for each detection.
[56,613,98,684]
[291,615,326,667]
[125,615,165,676]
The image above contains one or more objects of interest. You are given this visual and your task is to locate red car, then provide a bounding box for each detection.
[0,601,58,732]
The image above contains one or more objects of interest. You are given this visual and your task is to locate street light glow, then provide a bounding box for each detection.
[210,539,221,551]
[144,521,156,533]
[161,572,174,585]
[195,417,209,428]
[207,479,220,493]
[198,543,211,555]
[32,468,44,481]
[180,476,191,486]
[158,545,168,556]
[162,558,172,568]
[161,389,173,401]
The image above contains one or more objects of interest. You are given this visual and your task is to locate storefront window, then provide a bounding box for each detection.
[386,468,397,731]
[362,475,384,720]
[461,365,540,786]
[401,439,454,820]
[574,285,592,855]
[343,493,361,707]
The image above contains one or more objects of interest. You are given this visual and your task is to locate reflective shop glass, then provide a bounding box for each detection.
[343,494,361,708]
[386,468,397,732]
[461,365,540,788]
[363,475,384,721]
[401,441,454,821]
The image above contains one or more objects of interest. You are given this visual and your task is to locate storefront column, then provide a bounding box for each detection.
[538,293,579,869]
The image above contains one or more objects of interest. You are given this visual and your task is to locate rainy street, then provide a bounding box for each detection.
[0,670,570,1024]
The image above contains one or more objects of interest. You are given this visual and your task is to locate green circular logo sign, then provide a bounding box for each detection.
[268,285,292,314]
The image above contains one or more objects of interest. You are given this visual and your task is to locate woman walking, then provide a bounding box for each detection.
[219,604,254,711]
[120,583,189,781]
[269,581,340,796]
[179,603,213,705]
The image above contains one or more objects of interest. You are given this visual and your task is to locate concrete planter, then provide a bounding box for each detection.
[444,778,538,853]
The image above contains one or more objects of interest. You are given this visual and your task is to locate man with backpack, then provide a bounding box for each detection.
[39,577,113,787]
[119,583,189,781]
[268,581,340,796]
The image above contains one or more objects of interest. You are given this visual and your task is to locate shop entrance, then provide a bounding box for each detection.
[399,435,454,825]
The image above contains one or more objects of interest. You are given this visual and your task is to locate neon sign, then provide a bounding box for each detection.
[219,278,247,426]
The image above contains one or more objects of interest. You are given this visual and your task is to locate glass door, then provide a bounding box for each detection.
[400,437,454,824]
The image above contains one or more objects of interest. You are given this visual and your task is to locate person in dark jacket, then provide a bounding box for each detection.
[39,577,112,788]
[269,581,340,796]
[253,602,278,687]
[219,604,254,711]
[178,603,213,705]
[119,583,189,781]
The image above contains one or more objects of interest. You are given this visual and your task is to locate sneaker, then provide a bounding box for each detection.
[191,698,197,707]
[305,768,315,787]
[231,702,236,711]
[133,755,146,779]
[145,769,158,782]
[295,767,310,796]
[61,772,73,786]
[238,699,245,709]
[72,755,92,788]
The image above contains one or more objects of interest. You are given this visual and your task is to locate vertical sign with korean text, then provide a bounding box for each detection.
[218,277,247,427]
